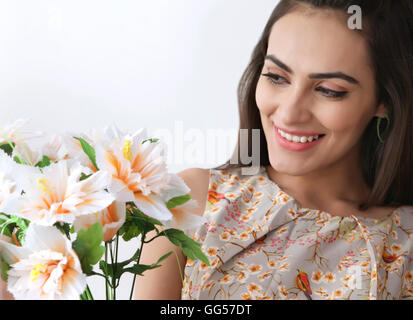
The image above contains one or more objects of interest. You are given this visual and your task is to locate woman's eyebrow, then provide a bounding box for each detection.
[264,54,360,86]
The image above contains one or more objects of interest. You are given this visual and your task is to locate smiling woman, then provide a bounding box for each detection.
[134,0,413,300]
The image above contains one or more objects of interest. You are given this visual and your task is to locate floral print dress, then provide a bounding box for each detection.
[181,166,413,300]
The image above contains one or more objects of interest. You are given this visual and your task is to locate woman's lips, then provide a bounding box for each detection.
[274,125,323,136]
[274,125,325,151]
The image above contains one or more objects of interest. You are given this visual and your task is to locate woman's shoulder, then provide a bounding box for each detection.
[176,167,210,217]
[395,205,413,226]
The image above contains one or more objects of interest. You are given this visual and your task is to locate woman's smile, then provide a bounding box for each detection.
[274,124,326,151]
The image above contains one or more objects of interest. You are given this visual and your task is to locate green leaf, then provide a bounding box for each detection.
[0,255,10,281]
[161,229,210,265]
[0,214,30,245]
[166,194,191,210]
[122,251,173,276]
[142,138,159,144]
[54,222,71,239]
[0,142,14,157]
[35,155,51,168]
[13,155,26,165]
[73,137,99,171]
[80,172,92,181]
[72,223,105,275]
[118,204,163,242]
[0,214,13,238]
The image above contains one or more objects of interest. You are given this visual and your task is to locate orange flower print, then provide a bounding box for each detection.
[241,214,251,222]
[405,272,413,283]
[278,263,289,271]
[201,273,209,284]
[210,206,221,214]
[360,261,370,268]
[227,229,236,236]
[246,208,256,214]
[238,271,248,282]
[258,271,272,281]
[314,287,327,297]
[206,247,218,256]
[235,261,246,268]
[239,232,249,241]
[391,231,398,240]
[323,273,336,284]
[220,232,230,241]
[242,197,250,204]
[248,283,261,294]
[393,216,401,226]
[241,293,253,300]
[253,192,263,198]
[391,244,402,252]
[276,226,288,236]
[282,195,290,203]
[199,262,209,271]
[210,258,219,267]
[287,209,297,218]
[225,193,237,199]
[311,270,323,283]
[219,274,234,284]
[279,285,288,298]
[333,289,343,298]
[268,259,277,268]
[248,264,262,274]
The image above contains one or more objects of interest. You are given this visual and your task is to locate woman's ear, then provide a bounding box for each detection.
[374,102,387,118]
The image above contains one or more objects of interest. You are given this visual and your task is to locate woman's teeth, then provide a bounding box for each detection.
[278,128,323,143]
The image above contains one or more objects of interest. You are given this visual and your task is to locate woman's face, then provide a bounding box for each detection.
[256,8,386,177]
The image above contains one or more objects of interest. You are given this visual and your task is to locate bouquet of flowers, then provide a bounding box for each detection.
[0,119,209,300]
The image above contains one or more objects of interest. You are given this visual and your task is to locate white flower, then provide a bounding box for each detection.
[94,124,175,222]
[73,201,126,242]
[0,119,44,145]
[0,119,45,166]
[0,224,87,300]
[0,149,36,213]
[1,159,115,226]
[167,198,206,232]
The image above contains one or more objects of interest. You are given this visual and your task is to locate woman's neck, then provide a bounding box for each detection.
[265,151,371,215]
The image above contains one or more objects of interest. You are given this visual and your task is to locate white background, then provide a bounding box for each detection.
[0,0,279,299]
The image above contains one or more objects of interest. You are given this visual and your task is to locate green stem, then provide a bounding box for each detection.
[172,248,184,284]
[105,242,111,300]
[129,232,146,300]
[109,240,116,300]
[85,285,94,300]
[114,233,119,288]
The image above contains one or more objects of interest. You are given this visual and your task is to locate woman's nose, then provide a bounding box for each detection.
[275,88,312,125]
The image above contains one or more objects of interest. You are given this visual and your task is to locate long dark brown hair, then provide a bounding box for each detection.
[213,0,413,209]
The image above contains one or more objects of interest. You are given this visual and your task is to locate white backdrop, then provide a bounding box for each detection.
[0,0,279,299]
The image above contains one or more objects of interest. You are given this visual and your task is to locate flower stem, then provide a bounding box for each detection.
[172,248,184,284]
[105,242,111,300]
[129,232,146,300]
[85,285,94,300]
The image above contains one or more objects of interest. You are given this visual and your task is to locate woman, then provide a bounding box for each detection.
[137,0,413,300]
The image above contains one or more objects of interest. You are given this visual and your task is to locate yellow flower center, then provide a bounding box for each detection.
[30,263,47,282]
[37,178,52,195]
[122,139,132,161]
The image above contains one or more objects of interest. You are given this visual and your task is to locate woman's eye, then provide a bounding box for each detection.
[315,87,348,99]
[262,72,348,100]
[262,72,288,85]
